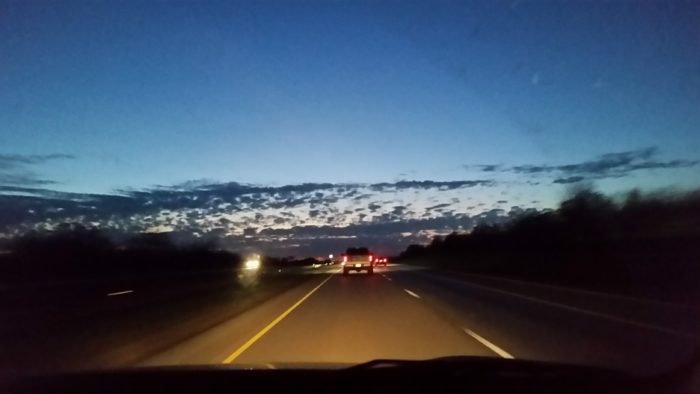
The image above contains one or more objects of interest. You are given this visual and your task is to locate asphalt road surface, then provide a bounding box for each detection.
[141,265,699,374]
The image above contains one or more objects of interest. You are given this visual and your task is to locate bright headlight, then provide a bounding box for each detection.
[244,258,261,270]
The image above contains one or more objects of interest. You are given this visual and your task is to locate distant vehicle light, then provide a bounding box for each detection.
[244,258,261,270]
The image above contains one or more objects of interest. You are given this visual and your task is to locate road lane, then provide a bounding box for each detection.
[222,271,337,363]
[143,266,496,366]
[140,268,340,366]
[140,263,697,374]
[232,270,494,365]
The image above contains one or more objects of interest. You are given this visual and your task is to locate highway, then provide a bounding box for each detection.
[138,265,699,374]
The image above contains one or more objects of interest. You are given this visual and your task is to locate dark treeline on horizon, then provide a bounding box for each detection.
[1,225,332,282]
[398,187,700,303]
[3,187,700,303]
[2,228,240,281]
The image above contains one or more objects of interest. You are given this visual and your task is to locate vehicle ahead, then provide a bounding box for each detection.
[341,247,374,275]
[374,257,388,267]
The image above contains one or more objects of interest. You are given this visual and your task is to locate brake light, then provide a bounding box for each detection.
[343,255,347,263]
[368,254,373,263]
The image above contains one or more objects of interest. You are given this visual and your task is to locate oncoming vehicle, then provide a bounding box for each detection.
[341,247,374,275]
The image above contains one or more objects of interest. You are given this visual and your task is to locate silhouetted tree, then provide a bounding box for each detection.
[13,225,113,258]
[559,188,615,241]
[397,187,700,300]
[125,232,175,251]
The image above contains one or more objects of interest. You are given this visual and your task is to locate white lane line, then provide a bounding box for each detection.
[404,289,421,299]
[107,290,134,297]
[386,277,392,281]
[464,328,514,359]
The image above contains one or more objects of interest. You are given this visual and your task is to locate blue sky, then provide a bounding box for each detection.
[1,1,699,254]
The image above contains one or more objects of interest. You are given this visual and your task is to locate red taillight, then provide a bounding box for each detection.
[368,254,373,262]
[343,255,347,263]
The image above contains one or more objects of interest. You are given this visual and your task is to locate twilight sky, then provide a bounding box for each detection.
[1,1,699,255]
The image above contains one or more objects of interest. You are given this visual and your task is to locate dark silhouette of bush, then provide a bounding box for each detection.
[13,224,114,259]
[4,226,241,281]
[124,232,176,251]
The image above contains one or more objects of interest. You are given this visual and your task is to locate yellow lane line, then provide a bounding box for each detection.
[222,271,338,364]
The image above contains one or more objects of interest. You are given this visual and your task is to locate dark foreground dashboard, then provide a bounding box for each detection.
[4,357,697,394]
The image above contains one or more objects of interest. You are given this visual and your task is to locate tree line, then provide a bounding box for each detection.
[398,187,700,301]
[2,225,239,281]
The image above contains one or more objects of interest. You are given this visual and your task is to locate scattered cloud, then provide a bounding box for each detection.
[0,153,74,187]
[464,164,502,172]
[0,173,58,187]
[426,203,451,211]
[15,148,686,254]
[468,147,697,183]
[553,176,586,184]
[0,153,75,169]
[392,205,407,215]
[370,180,494,192]
[0,178,504,254]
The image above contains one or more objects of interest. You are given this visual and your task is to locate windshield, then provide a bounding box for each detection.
[1,0,698,378]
